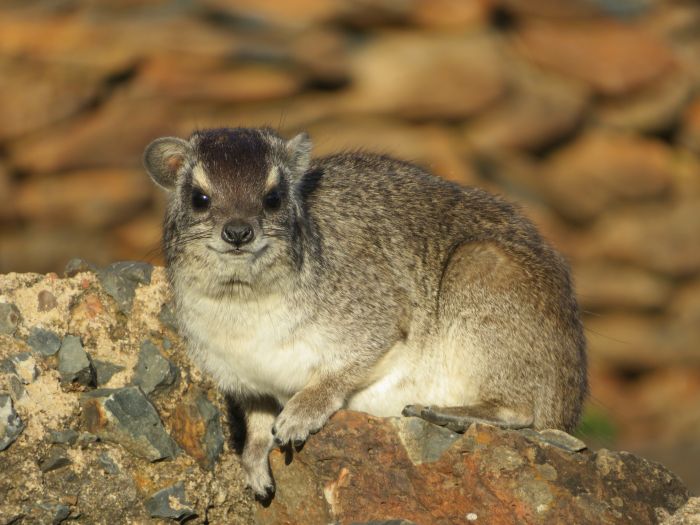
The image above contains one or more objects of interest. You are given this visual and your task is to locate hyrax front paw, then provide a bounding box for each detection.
[271,393,338,447]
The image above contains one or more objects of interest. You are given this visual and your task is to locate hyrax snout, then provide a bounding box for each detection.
[144,126,587,501]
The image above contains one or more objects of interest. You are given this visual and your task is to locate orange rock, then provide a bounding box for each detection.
[306,117,479,186]
[542,131,674,223]
[461,58,589,153]
[515,19,676,96]
[14,169,152,229]
[138,56,303,103]
[679,95,700,155]
[0,59,104,141]
[343,31,506,119]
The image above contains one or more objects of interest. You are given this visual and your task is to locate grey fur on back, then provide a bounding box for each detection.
[144,127,587,499]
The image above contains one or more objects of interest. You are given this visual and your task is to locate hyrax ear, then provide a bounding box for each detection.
[143,137,192,191]
[285,132,312,176]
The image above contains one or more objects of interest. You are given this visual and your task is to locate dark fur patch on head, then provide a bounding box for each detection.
[192,128,273,197]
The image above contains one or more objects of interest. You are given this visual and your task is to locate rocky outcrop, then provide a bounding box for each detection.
[259,412,688,525]
[0,265,694,524]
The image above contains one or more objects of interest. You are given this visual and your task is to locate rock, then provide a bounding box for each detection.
[158,302,178,332]
[679,95,700,155]
[542,131,674,223]
[660,497,700,525]
[7,88,175,174]
[92,359,125,387]
[64,258,97,277]
[27,327,62,357]
[0,394,24,450]
[583,200,700,277]
[594,69,693,133]
[144,482,196,521]
[138,57,303,103]
[515,19,676,96]
[97,261,153,314]
[14,169,153,229]
[305,117,479,187]
[58,335,96,387]
[37,289,58,312]
[343,32,506,119]
[0,352,39,384]
[522,428,587,452]
[35,502,71,525]
[80,386,178,461]
[461,58,589,153]
[573,261,673,311]
[48,429,79,445]
[585,310,700,367]
[499,0,652,18]
[39,448,72,472]
[132,340,178,396]
[98,451,120,475]
[257,411,689,525]
[0,58,105,142]
[0,302,22,335]
[0,229,110,276]
[170,389,224,470]
[408,0,487,29]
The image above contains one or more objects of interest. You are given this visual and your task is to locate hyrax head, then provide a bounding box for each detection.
[144,127,312,283]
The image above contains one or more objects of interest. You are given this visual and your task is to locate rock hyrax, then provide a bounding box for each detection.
[144,127,587,500]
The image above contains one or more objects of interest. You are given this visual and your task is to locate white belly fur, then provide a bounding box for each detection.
[179,289,482,414]
[179,290,324,400]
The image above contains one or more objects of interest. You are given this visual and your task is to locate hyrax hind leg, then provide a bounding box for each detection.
[409,240,573,431]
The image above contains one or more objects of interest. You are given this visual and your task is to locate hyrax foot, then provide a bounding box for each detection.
[271,391,339,447]
[243,461,276,501]
[403,404,533,433]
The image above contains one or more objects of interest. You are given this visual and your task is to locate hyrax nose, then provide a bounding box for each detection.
[222,220,255,247]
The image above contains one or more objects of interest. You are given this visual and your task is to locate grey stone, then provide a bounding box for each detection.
[58,335,96,387]
[64,257,97,277]
[97,261,153,314]
[48,429,79,445]
[0,302,22,335]
[80,386,178,461]
[0,394,25,450]
[391,416,461,465]
[158,302,178,332]
[98,451,120,474]
[93,359,125,386]
[1,352,39,383]
[9,375,25,401]
[132,340,178,396]
[195,392,224,469]
[27,327,62,356]
[37,502,71,525]
[521,428,587,453]
[39,449,72,472]
[76,432,98,446]
[145,482,196,521]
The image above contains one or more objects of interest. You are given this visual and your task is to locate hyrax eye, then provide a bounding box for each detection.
[263,189,281,211]
[191,190,210,211]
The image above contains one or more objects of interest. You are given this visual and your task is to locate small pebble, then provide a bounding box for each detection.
[38,290,58,312]
[0,394,25,451]
[0,302,22,335]
[64,258,97,277]
[27,328,62,357]
[145,482,196,521]
[49,429,79,445]
[58,335,96,387]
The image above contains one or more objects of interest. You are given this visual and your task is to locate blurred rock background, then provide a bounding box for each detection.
[0,0,698,493]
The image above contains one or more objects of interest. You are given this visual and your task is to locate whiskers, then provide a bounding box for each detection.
[165,231,212,252]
